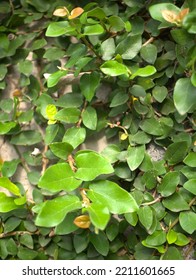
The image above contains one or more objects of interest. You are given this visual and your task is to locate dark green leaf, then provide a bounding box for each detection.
[145,230,166,246]
[162,192,190,212]
[10,130,42,145]
[55,108,80,123]
[90,232,109,256]
[164,141,189,165]
[179,211,196,234]
[49,142,73,160]
[1,159,20,177]
[138,206,153,230]
[82,106,97,130]
[127,145,145,171]
[162,246,183,260]
[157,172,180,197]
[80,72,100,102]
[140,44,157,64]
[116,35,142,60]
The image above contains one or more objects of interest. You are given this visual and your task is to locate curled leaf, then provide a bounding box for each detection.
[53,7,69,17]
[74,215,91,228]
[68,7,84,19]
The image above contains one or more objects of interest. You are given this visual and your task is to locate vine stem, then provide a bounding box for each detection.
[9,0,14,14]
[0,230,39,239]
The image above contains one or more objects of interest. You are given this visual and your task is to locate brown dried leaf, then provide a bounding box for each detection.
[162,10,177,23]
[74,215,91,228]
[177,8,189,22]
[12,89,22,97]
[68,7,84,19]
[53,7,69,17]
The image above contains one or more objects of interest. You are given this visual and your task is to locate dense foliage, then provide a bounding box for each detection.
[0,0,196,260]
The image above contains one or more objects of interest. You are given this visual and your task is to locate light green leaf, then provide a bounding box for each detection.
[62,127,86,149]
[90,231,109,256]
[183,152,196,167]
[46,21,76,37]
[86,202,110,230]
[162,192,190,212]
[0,193,21,212]
[0,122,17,135]
[82,106,97,130]
[88,180,139,214]
[152,86,168,102]
[164,141,189,165]
[18,60,33,76]
[100,60,129,76]
[130,65,156,79]
[166,229,177,244]
[157,172,180,197]
[179,211,196,234]
[101,38,116,60]
[116,34,142,60]
[49,142,73,160]
[0,177,21,196]
[83,24,105,35]
[174,78,196,115]
[75,151,114,181]
[80,72,100,102]
[125,212,138,226]
[35,195,82,227]
[38,163,81,192]
[55,108,80,123]
[47,70,68,88]
[175,233,190,246]
[183,179,196,195]
[138,206,153,230]
[140,118,163,136]
[127,145,145,171]
[149,3,180,23]
[145,230,166,246]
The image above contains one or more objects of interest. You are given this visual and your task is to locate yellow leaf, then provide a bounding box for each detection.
[68,7,84,19]
[74,215,91,229]
[46,104,57,121]
[176,8,189,22]
[162,10,177,23]
[120,133,128,141]
[53,7,69,17]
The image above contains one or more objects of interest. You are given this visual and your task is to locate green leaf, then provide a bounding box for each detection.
[166,229,177,244]
[183,152,196,167]
[138,206,153,230]
[101,144,121,163]
[83,24,105,35]
[55,213,78,235]
[10,130,42,146]
[38,163,81,192]
[145,230,166,246]
[157,172,180,197]
[0,177,21,196]
[75,151,114,181]
[82,106,97,130]
[90,232,109,256]
[35,195,82,227]
[140,118,163,136]
[55,108,80,123]
[1,159,20,177]
[80,72,100,102]
[183,179,196,195]
[0,122,17,135]
[46,21,76,37]
[162,246,183,260]
[116,35,142,60]
[45,104,57,122]
[0,193,21,212]
[62,127,86,149]
[174,78,196,115]
[101,38,116,60]
[88,180,139,214]
[107,15,125,32]
[0,64,7,81]
[73,232,89,254]
[125,212,138,226]
[110,91,129,107]
[175,233,190,246]
[149,3,180,23]
[179,211,196,234]
[49,142,73,160]
[20,234,34,249]
[164,141,189,165]
[45,124,59,145]
[152,86,168,103]
[162,192,190,212]
[140,44,157,64]
[127,145,145,171]
[183,11,196,34]
[100,60,128,76]
[4,217,21,233]
[131,85,146,97]
[130,65,156,79]
[47,70,68,88]
[43,47,65,61]
[86,202,110,230]
[55,93,83,108]
[18,60,33,76]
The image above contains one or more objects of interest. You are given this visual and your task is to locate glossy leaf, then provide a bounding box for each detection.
[88,180,139,214]
[162,192,190,212]
[80,72,100,102]
[145,230,166,246]
[127,145,145,171]
[140,44,157,64]
[62,127,86,149]
[183,179,196,195]
[175,233,190,246]
[140,118,163,136]
[116,35,142,60]
[47,70,68,88]
[10,131,42,146]
[83,24,105,35]
[131,65,156,79]
[157,172,180,197]
[100,60,128,76]
[86,202,110,230]
[1,159,20,177]
[38,163,81,192]
[55,108,80,123]
[138,206,153,230]
[0,122,17,135]
[90,232,109,256]
[49,142,73,160]
[46,21,75,37]
[75,151,114,181]
[82,106,97,130]
[55,213,78,235]
[164,141,189,165]
[166,229,177,244]
[179,211,196,234]
[0,193,21,212]
[183,152,196,167]
[35,195,82,227]
[0,177,21,196]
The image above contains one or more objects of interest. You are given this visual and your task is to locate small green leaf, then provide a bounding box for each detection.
[107,15,125,32]
[80,72,100,102]
[101,38,116,60]
[55,213,78,235]
[90,232,109,256]
[83,24,105,35]
[45,124,59,145]
[131,65,156,79]
[82,106,97,130]
[140,44,157,64]
[162,246,183,260]
[20,234,34,249]
[4,217,21,233]
[38,163,81,192]
[183,152,196,167]
[175,233,190,246]
[140,118,163,136]
[164,141,189,165]
[157,172,180,197]
[47,70,68,88]
[55,108,80,123]
[162,192,190,212]
[166,229,177,244]
[0,122,17,135]
[46,104,57,122]
[1,159,20,177]
[183,179,196,195]
[152,86,168,102]
[116,34,142,60]
[145,230,166,246]
[62,127,86,149]
[0,177,21,196]
[75,151,114,181]
[46,21,76,37]
[44,47,65,61]
[110,91,129,107]
[127,145,145,171]
[86,202,110,230]
[174,78,196,115]
[49,142,73,160]
[18,60,33,76]
[10,130,42,146]
[125,212,138,226]
[100,60,129,76]
[0,193,21,212]
[35,195,82,227]
[88,180,139,214]
[138,206,153,230]
[17,247,38,260]
[179,211,196,234]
